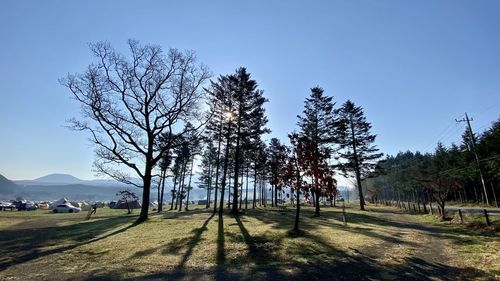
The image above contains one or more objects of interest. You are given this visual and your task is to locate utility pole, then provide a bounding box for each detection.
[456,112,489,205]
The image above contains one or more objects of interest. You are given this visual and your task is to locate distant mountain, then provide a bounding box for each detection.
[0,174,19,197]
[2,173,208,201]
[15,173,142,187]
[34,173,83,184]
[17,184,142,201]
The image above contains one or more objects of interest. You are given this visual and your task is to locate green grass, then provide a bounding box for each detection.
[0,203,498,280]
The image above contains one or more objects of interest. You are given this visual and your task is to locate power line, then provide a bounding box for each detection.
[420,121,456,153]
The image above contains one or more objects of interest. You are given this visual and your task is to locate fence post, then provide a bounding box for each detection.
[484,209,491,226]
[458,209,463,224]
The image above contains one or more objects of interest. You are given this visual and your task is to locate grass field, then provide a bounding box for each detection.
[0,203,498,280]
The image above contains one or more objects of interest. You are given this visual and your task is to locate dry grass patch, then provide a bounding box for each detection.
[0,203,498,280]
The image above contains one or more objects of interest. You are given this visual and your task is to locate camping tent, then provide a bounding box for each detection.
[112,200,141,209]
[149,201,158,209]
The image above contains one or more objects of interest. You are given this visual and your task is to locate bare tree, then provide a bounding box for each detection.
[61,40,210,223]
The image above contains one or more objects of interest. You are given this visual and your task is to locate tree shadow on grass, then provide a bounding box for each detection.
[235,213,491,281]
[0,215,138,271]
[233,214,381,280]
[234,215,283,265]
[161,208,209,220]
[155,213,216,259]
[246,206,497,248]
[176,213,215,268]
[75,208,493,281]
[241,208,415,247]
[215,214,227,281]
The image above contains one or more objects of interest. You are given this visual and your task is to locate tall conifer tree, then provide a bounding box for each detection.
[337,100,383,211]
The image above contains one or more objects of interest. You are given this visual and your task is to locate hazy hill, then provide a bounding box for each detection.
[17,184,142,201]
[0,174,19,197]
[1,173,209,201]
[15,173,142,187]
[34,173,83,184]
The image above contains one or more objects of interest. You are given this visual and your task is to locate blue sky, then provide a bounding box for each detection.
[0,0,499,181]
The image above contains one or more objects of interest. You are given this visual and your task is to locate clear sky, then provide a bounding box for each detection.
[0,0,499,181]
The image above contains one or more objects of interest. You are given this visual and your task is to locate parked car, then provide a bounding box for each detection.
[0,201,15,211]
[52,204,81,213]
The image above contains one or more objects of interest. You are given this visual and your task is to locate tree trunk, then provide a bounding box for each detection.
[350,117,365,211]
[263,181,267,207]
[440,202,446,220]
[185,159,195,211]
[491,181,498,208]
[126,200,131,214]
[274,183,279,207]
[157,175,161,211]
[271,184,274,207]
[422,192,428,214]
[239,170,244,210]
[252,169,257,209]
[228,176,232,208]
[311,189,315,207]
[206,162,212,208]
[178,162,187,211]
[472,181,480,203]
[213,115,223,214]
[294,186,301,232]
[314,176,321,216]
[219,117,232,217]
[159,169,167,212]
[314,191,321,216]
[245,166,249,209]
[462,185,468,202]
[231,112,242,214]
[138,167,152,222]
[170,175,178,210]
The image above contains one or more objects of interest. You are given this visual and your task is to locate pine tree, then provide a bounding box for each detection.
[199,141,218,208]
[157,149,172,212]
[285,133,307,232]
[267,138,288,207]
[297,86,337,216]
[337,100,383,211]
[251,141,267,209]
[229,68,269,214]
[204,74,235,215]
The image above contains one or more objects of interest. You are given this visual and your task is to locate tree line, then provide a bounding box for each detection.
[62,40,385,230]
[364,119,500,219]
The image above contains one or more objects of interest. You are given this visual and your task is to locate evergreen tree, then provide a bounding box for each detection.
[297,86,337,216]
[204,73,235,216]
[229,68,269,214]
[337,100,383,211]
[477,118,500,207]
[199,141,218,208]
[267,138,288,207]
[157,149,172,212]
[251,140,267,208]
[285,133,308,232]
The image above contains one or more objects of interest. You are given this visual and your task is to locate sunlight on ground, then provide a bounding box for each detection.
[0,204,498,280]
